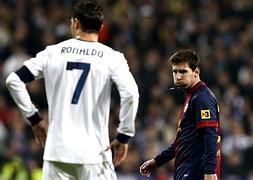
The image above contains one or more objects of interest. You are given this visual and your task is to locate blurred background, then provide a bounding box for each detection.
[1,0,253,179]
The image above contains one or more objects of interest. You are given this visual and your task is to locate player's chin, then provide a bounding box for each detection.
[175,83,187,89]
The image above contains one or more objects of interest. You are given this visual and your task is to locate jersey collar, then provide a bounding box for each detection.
[186,81,206,95]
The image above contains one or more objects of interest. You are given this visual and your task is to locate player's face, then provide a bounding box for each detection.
[172,62,200,89]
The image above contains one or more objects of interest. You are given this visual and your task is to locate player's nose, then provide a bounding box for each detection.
[175,73,182,80]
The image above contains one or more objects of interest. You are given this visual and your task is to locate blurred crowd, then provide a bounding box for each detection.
[1,0,253,179]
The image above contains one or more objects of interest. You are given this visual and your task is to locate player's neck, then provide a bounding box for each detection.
[191,79,201,88]
[75,32,99,42]
[185,79,201,93]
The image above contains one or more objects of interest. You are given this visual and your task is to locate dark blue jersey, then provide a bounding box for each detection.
[155,81,221,180]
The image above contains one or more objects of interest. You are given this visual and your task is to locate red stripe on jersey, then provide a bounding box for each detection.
[196,121,218,128]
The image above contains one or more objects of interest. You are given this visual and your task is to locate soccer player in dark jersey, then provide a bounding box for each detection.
[139,50,221,180]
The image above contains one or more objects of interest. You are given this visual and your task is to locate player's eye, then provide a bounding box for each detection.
[179,70,188,74]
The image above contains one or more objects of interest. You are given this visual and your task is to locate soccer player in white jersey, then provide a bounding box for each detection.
[5,0,139,179]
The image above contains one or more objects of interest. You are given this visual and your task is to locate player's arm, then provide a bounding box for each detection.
[6,66,42,125]
[5,47,48,125]
[108,52,139,165]
[109,52,139,141]
[154,142,175,167]
[6,48,49,146]
[194,93,218,176]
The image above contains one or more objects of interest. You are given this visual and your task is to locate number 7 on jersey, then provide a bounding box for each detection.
[66,62,90,104]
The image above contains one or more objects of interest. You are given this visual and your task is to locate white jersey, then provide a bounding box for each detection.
[6,38,139,164]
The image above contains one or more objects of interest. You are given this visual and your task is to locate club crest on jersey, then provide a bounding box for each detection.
[201,109,211,119]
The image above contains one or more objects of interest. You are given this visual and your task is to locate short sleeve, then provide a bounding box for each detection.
[193,93,218,128]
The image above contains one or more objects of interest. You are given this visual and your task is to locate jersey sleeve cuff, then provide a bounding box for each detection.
[116,133,131,144]
[154,155,166,167]
[27,112,42,126]
[204,170,216,174]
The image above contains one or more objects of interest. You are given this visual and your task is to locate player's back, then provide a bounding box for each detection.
[33,38,131,164]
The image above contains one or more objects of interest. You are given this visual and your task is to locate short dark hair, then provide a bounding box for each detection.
[72,0,103,33]
[169,50,200,71]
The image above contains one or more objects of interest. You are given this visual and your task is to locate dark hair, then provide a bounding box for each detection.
[72,0,103,33]
[169,50,200,71]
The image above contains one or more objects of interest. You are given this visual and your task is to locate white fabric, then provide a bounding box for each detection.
[6,38,139,164]
[6,73,39,118]
[42,160,117,180]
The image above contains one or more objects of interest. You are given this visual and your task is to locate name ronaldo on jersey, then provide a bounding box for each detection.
[61,46,104,58]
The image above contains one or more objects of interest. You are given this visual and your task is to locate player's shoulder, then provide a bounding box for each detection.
[41,38,89,55]
[57,39,124,57]
[97,42,124,57]
[96,43,126,66]
[47,38,74,49]
[44,39,125,64]
[41,39,72,53]
[193,87,217,103]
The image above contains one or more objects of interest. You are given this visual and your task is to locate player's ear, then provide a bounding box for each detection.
[70,18,74,26]
[74,18,80,29]
[194,67,200,77]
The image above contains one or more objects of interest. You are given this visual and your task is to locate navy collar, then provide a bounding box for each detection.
[185,81,206,95]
